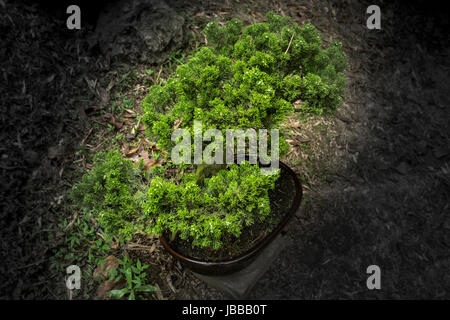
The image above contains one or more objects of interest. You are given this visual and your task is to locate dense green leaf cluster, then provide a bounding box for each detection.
[71,151,148,240]
[144,162,279,250]
[70,152,279,250]
[142,12,347,153]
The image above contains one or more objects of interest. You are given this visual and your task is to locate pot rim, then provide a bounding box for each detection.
[159,160,302,268]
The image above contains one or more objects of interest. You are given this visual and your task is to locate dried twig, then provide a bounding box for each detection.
[155,67,163,84]
[285,32,295,54]
[126,243,156,252]
[65,211,79,230]
[80,127,93,146]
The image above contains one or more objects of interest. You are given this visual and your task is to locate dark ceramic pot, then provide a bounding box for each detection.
[159,160,302,276]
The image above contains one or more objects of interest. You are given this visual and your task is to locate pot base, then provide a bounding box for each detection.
[192,234,288,299]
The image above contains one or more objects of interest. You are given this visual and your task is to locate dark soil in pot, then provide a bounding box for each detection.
[160,161,302,275]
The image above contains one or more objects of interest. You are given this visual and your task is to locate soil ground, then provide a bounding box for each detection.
[0,0,448,299]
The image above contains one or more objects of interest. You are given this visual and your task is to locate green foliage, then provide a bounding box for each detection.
[144,162,279,250]
[195,163,227,186]
[142,12,347,153]
[71,150,148,240]
[49,210,113,299]
[107,256,157,300]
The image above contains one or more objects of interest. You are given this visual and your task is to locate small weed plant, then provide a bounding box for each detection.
[107,256,157,300]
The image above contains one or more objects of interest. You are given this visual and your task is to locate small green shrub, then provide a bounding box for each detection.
[144,162,279,250]
[142,12,347,153]
[107,256,157,300]
[71,150,148,240]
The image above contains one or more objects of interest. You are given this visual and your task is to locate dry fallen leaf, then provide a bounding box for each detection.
[141,150,162,170]
[84,77,97,94]
[65,211,79,230]
[77,106,87,119]
[296,136,311,143]
[121,143,130,155]
[93,255,119,282]
[293,99,304,110]
[286,139,300,146]
[98,87,110,107]
[290,120,301,128]
[110,119,123,129]
[124,111,136,118]
[166,274,177,294]
[104,113,123,129]
[144,139,159,150]
[173,117,183,130]
[126,142,141,156]
[108,237,120,250]
[96,279,126,300]
[154,283,165,300]
[129,150,162,170]
[145,159,162,170]
[106,80,115,92]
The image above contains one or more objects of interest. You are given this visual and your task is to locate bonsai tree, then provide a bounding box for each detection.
[138,12,347,251]
[72,12,347,254]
